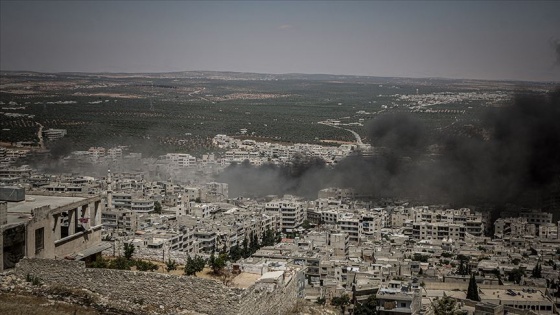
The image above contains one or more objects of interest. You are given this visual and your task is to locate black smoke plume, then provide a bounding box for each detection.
[217,155,326,199]
[218,88,560,211]
[552,38,560,66]
[437,89,560,205]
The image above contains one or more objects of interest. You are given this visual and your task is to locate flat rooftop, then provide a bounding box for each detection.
[425,289,466,300]
[479,288,549,302]
[5,195,86,225]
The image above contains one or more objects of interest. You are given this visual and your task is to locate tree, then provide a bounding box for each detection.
[209,251,216,269]
[531,263,542,278]
[456,254,469,262]
[467,274,480,301]
[457,260,471,276]
[301,220,311,229]
[354,294,377,315]
[165,259,177,272]
[123,243,135,260]
[210,253,228,275]
[184,255,205,276]
[490,269,503,285]
[432,296,461,315]
[412,253,429,262]
[532,263,542,278]
[250,231,259,255]
[229,245,242,262]
[315,297,326,306]
[154,201,162,214]
[262,228,276,247]
[507,268,525,284]
[331,294,350,314]
[242,237,250,258]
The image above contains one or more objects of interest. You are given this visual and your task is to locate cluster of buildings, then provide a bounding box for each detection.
[397,91,510,109]
[213,134,370,165]
[238,198,560,314]
[0,147,32,168]
[37,133,369,172]
[65,146,140,163]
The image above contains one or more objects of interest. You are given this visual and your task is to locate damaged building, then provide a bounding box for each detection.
[1,190,108,271]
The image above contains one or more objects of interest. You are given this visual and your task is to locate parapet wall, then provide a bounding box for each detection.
[14,258,299,315]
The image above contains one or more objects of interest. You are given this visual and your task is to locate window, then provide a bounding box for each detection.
[401,302,407,308]
[35,227,44,253]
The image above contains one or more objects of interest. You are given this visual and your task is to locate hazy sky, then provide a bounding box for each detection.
[1,1,559,81]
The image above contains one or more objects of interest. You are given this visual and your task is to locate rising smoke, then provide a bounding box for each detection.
[218,88,560,209]
[552,38,560,66]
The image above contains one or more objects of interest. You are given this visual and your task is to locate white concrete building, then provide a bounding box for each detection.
[265,198,305,233]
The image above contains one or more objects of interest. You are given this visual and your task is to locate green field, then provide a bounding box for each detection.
[0,71,531,157]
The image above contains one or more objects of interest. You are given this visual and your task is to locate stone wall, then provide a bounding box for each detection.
[238,270,304,315]
[14,258,301,315]
[15,258,243,314]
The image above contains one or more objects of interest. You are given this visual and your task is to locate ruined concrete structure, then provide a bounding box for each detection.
[1,194,107,272]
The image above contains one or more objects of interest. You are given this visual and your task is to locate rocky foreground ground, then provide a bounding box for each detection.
[0,270,336,315]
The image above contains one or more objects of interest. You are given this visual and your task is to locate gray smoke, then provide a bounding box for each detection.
[218,88,560,210]
[217,155,326,199]
[552,38,560,66]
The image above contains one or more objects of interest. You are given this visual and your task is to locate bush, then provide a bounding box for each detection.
[135,259,159,272]
[108,256,131,270]
[90,256,108,268]
[25,274,42,286]
[165,259,178,272]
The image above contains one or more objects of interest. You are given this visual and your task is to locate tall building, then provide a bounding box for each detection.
[265,198,305,233]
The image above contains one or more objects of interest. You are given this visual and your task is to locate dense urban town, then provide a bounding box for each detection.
[1,131,559,315]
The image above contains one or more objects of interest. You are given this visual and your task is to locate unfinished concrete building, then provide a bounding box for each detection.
[1,194,107,272]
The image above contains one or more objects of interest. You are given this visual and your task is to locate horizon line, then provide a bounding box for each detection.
[1,68,559,84]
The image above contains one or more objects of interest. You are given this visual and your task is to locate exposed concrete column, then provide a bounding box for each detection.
[68,209,76,235]
[90,202,96,226]
[84,204,91,229]
[78,204,89,229]
[53,214,61,240]
[93,200,101,226]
